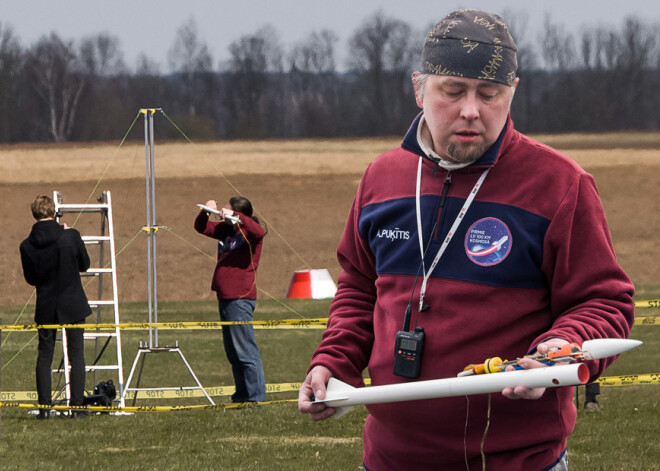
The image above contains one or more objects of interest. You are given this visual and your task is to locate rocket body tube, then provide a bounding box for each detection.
[319,363,590,418]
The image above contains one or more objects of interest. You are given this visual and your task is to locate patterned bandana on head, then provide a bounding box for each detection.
[421,9,518,86]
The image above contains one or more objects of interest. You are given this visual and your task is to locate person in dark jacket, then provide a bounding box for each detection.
[20,195,92,419]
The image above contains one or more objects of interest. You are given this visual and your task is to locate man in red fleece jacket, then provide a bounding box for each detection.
[194,196,266,403]
[298,9,634,471]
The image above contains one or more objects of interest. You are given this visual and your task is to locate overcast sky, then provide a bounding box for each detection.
[2,0,658,72]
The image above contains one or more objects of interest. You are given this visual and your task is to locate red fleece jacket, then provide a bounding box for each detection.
[310,116,634,470]
[194,210,264,300]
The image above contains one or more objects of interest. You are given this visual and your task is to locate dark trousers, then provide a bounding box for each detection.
[585,382,601,403]
[36,323,86,406]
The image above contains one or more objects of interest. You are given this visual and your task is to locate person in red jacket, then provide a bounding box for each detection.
[20,195,92,419]
[298,9,634,471]
[194,196,266,403]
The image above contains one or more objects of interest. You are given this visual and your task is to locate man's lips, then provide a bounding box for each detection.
[454,130,481,143]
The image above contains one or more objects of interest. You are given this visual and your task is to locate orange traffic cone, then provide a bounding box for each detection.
[286,269,337,299]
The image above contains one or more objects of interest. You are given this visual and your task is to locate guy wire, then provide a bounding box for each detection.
[71,111,142,228]
[1,290,35,348]
[80,228,143,292]
[8,112,141,365]
[1,332,38,370]
[164,224,307,319]
[158,109,311,270]
[6,210,145,374]
[9,109,313,367]
[112,142,143,305]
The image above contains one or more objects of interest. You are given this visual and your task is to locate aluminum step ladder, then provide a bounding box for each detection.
[52,190,125,409]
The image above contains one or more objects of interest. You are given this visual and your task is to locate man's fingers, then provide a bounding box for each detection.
[310,406,336,421]
[517,357,545,369]
[502,360,547,399]
[298,366,334,419]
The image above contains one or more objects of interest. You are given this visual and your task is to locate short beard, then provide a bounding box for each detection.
[446,142,486,165]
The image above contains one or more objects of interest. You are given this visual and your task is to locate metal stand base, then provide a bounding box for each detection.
[122,341,215,406]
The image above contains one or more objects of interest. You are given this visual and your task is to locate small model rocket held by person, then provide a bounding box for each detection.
[316,338,642,418]
[196,203,241,224]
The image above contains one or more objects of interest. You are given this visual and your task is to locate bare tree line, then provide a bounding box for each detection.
[0,12,658,143]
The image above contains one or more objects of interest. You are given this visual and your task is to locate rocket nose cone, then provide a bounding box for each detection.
[581,338,643,360]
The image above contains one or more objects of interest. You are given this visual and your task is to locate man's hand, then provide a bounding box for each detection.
[204,200,218,211]
[501,338,569,400]
[298,365,336,421]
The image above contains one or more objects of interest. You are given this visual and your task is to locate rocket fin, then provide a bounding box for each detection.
[332,405,354,419]
[326,377,355,392]
[324,377,356,419]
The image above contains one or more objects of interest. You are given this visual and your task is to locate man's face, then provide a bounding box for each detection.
[415,74,516,164]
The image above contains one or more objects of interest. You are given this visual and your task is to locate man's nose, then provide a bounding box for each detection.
[459,93,480,120]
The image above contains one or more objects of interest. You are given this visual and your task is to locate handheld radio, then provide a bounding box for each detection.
[393,304,425,378]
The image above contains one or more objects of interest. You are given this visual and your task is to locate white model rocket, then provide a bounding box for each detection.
[196,203,241,224]
[316,338,642,418]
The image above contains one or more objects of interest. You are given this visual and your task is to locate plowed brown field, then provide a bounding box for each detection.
[2,134,659,308]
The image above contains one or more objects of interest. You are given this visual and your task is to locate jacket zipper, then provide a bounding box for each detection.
[433,170,452,239]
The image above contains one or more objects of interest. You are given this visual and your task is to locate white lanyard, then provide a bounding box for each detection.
[415,156,489,312]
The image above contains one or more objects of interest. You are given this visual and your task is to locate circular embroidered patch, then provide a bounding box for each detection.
[464,217,512,266]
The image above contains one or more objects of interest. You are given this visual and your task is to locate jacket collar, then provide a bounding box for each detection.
[29,219,63,247]
[401,112,514,169]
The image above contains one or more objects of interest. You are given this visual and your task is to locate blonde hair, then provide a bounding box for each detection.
[31,195,56,220]
[413,72,517,102]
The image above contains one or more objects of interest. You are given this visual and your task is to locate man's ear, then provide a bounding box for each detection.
[510,77,520,99]
[412,72,424,108]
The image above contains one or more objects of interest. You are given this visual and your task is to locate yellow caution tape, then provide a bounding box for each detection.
[122,381,305,401]
[0,380,305,402]
[1,374,656,405]
[595,373,660,387]
[0,399,298,413]
[2,301,655,332]
[635,299,660,308]
[2,313,658,332]
[0,382,302,401]
[0,391,39,402]
[1,309,657,332]
[0,318,329,331]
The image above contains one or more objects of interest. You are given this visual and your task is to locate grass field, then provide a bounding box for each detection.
[0,297,658,470]
[1,131,659,469]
